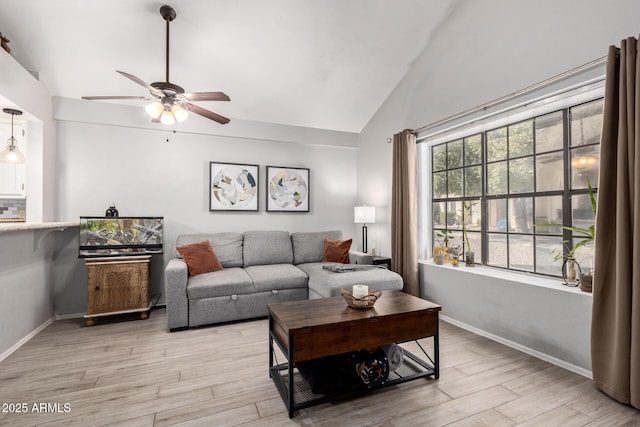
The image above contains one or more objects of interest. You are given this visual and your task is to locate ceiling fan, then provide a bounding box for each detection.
[82,5,230,125]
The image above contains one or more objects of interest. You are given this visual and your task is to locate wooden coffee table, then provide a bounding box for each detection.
[268,290,442,417]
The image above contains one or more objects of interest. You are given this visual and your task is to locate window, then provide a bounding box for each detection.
[426,98,602,277]
[432,134,483,262]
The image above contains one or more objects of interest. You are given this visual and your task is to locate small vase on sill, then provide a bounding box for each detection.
[433,246,449,263]
[465,251,475,267]
[579,273,593,293]
[562,258,579,286]
[450,247,460,267]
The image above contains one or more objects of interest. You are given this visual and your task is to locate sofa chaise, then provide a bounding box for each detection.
[165,230,403,331]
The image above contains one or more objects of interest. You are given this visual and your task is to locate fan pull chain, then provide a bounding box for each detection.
[165,129,176,143]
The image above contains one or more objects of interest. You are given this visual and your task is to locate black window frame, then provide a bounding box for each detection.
[430,98,602,277]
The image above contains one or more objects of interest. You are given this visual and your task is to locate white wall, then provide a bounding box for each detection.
[53,97,359,314]
[0,48,55,222]
[357,0,640,374]
[0,48,57,358]
[358,0,640,257]
[421,264,593,374]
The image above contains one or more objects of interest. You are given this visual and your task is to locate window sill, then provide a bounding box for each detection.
[419,259,592,296]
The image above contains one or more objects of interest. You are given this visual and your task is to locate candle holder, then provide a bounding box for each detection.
[341,288,382,309]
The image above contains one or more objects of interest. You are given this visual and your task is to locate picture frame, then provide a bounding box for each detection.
[266,166,310,212]
[210,162,259,211]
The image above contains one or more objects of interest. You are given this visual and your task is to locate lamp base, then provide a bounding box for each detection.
[362,224,368,254]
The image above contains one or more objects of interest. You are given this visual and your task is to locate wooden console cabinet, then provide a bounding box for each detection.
[84,255,152,326]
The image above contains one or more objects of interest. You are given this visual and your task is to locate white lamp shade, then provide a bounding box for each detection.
[354,205,375,224]
[160,110,176,125]
[0,139,25,164]
[172,104,188,122]
[145,102,163,119]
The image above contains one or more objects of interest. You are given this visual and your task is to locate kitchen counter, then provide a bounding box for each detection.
[0,221,79,234]
[0,221,79,250]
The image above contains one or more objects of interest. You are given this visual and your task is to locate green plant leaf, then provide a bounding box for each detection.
[587,175,597,216]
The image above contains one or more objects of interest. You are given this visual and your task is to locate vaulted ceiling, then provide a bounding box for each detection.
[0,0,455,132]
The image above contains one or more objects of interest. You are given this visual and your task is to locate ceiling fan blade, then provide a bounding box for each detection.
[181,92,230,102]
[186,103,230,125]
[82,95,152,101]
[116,70,163,97]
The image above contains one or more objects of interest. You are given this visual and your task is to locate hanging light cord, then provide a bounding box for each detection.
[9,110,15,144]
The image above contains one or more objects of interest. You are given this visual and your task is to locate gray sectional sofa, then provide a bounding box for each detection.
[165,230,403,331]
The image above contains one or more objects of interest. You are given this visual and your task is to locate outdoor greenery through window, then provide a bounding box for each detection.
[429,98,602,277]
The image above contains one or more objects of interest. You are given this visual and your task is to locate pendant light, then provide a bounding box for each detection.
[1,108,25,164]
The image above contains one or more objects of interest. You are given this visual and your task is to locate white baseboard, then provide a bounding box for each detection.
[55,312,85,320]
[0,316,55,363]
[440,315,593,379]
[54,304,165,321]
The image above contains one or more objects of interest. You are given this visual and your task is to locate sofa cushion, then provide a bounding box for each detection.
[291,230,343,265]
[323,238,352,263]
[176,233,243,268]
[176,240,223,276]
[187,267,253,299]
[243,231,293,267]
[244,264,309,292]
[297,262,403,298]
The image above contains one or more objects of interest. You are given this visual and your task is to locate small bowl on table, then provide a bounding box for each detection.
[341,288,382,309]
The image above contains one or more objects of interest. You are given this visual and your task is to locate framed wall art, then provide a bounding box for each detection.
[266,166,310,212]
[210,162,259,211]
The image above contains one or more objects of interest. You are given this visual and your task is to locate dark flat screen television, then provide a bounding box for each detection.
[79,216,163,258]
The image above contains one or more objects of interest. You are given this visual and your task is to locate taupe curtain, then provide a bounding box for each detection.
[391,129,419,296]
[591,37,640,409]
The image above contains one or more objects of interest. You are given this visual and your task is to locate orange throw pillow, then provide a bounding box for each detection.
[323,238,352,263]
[176,240,223,276]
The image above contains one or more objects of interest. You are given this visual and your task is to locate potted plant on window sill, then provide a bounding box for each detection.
[434,229,453,265]
[462,201,476,267]
[551,244,581,287]
[450,245,460,267]
[534,177,596,292]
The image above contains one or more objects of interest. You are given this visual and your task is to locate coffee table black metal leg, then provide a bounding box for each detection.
[288,334,295,418]
[434,315,440,379]
[268,316,273,378]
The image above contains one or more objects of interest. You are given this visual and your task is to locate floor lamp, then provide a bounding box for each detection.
[354,205,375,253]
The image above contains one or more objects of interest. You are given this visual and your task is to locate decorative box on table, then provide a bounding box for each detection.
[78,216,163,326]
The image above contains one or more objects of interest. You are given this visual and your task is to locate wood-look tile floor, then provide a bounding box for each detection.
[0,308,638,426]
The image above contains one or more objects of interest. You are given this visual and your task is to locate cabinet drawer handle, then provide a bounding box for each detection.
[95,285,100,290]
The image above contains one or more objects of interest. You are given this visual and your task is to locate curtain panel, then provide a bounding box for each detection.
[591,37,640,409]
[391,129,419,296]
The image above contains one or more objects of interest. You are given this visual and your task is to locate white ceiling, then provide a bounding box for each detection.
[0,0,455,132]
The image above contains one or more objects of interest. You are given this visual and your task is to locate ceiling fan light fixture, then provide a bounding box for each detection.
[1,108,25,164]
[172,104,188,122]
[81,5,231,125]
[160,109,176,125]
[145,101,164,119]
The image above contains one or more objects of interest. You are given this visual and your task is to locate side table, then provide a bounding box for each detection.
[372,255,392,269]
[84,255,152,326]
